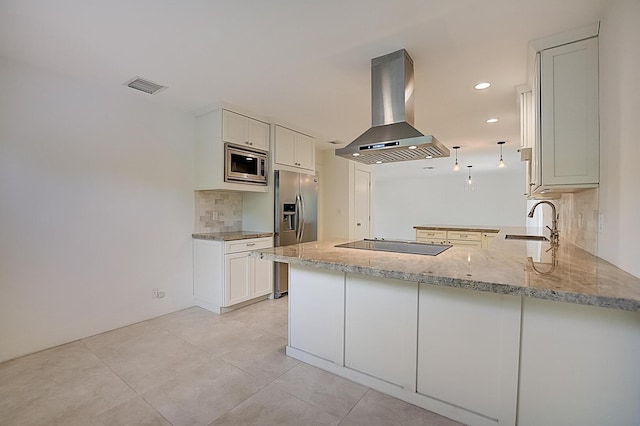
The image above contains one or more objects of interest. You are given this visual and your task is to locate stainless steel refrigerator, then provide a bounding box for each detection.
[274,170,318,298]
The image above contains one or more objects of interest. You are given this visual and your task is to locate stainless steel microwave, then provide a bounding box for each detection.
[224,144,268,185]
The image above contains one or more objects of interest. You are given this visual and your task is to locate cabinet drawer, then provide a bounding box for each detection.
[224,237,272,254]
[416,230,447,240]
[447,231,481,241]
[448,240,482,247]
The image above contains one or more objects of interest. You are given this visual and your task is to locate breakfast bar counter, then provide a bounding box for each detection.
[253,227,640,311]
[252,229,640,425]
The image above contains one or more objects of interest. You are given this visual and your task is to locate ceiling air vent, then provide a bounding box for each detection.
[124,76,167,95]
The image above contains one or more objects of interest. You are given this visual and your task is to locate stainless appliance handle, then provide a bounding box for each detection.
[295,195,302,241]
[299,195,305,242]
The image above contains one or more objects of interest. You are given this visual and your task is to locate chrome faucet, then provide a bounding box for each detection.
[528,201,559,245]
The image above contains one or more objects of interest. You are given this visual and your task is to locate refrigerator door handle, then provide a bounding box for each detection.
[295,194,302,241]
[299,194,305,242]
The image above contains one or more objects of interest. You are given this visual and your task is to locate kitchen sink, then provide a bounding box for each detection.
[505,234,549,242]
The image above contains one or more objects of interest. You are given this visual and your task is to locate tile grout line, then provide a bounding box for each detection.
[146,306,292,426]
[337,388,370,425]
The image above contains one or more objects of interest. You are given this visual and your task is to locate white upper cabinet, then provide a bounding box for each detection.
[531,37,599,196]
[195,108,269,192]
[274,125,315,172]
[222,109,270,152]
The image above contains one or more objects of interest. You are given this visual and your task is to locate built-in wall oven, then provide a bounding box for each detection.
[224,143,268,185]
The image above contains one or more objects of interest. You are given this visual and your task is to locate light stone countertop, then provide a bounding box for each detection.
[192,231,273,241]
[252,227,640,312]
[414,225,501,233]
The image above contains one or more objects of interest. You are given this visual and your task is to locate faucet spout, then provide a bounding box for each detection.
[527,201,559,245]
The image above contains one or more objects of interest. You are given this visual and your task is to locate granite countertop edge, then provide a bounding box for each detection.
[192,231,274,241]
[414,225,501,233]
[252,251,640,312]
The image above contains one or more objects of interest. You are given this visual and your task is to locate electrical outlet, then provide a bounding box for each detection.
[152,288,158,298]
[212,211,219,220]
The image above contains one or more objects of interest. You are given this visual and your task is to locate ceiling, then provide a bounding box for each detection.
[0,0,611,173]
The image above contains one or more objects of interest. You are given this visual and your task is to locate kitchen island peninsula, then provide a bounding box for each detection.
[252,229,640,426]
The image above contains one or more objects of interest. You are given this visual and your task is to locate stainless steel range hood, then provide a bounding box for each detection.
[335,49,449,164]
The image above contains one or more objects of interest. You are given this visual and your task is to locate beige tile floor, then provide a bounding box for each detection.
[0,297,463,426]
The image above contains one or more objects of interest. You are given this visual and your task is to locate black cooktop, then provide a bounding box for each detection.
[335,239,451,256]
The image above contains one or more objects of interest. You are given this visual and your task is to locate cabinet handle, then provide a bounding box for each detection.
[246,243,256,246]
[357,223,361,226]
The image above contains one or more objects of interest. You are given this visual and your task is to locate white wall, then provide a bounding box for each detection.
[0,59,196,362]
[375,167,527,240]
[320,150,353,240]
[598,0,640,278]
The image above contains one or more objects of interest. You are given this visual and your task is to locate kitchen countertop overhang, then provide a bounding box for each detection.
[414,225,501,233]
[192,231,273,241]
[252,227,640,312]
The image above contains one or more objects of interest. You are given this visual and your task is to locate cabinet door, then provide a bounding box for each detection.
[529,56,542,195]
[417,284,521,424]
[289,265,345,364]
[540,37,599,186]
[481,233,497,248]
[274,125,297,167]
[222,110,248,146]
[295,133,315,170]
[224,252,251,306]
[251,257,273,297]
[345,273,418,390]
[248,118,270,151]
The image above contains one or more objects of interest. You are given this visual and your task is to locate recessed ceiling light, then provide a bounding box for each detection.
[408,145,417,150]
[486,118,499,123]
[474,82,491,90]
[426,155,433,159]
[352,153,360,157]
[375,160,382,164]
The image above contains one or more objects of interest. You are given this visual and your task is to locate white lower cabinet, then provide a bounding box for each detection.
[344,273,417,390]
[518,298,640,425]
[193,237,273,313]
[416,229,499,248]
[417,284,521,424]
[289,265,344,364]
[287,265,640,425]
[416,229,447,244]
[224,252,252,306]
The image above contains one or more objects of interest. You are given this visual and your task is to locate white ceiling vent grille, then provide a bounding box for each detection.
[124,76,167,95]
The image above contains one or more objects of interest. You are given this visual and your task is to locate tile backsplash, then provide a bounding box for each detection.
[194,190,242,233]
[557,189,599,255]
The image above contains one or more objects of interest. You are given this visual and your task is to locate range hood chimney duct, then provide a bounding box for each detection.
[335,49,449,164]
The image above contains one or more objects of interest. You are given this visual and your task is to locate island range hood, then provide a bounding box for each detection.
[335,49,449,164]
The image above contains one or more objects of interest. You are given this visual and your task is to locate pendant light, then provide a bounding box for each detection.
[465,165,475,192]
[452,146,461,171]
[497,141,506,168]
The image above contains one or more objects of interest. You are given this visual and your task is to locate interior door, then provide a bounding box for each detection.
[354,168,371,240]
[299,173,318,243]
